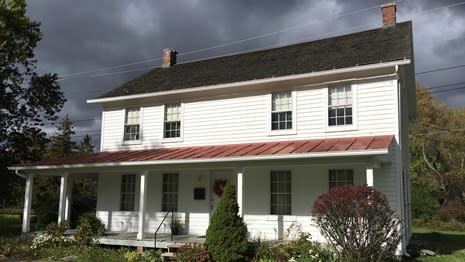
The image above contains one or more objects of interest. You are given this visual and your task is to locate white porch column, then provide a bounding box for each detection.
[237,170,244,217]
[137,170,148,240]
[58,174,69,224]
[22,175,33,233]
[366,167,374,187]
[64,176,73,221]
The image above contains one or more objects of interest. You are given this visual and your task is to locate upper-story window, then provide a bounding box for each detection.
[328,86,352,126]
[271,91,293,130]
[164,103,181,138]
[124,108,140,141]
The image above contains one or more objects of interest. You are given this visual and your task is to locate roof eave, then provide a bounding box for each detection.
[8,149,389,171]
[87,59,411,104]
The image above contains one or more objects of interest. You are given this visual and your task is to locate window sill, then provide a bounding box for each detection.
[324,125,358,133]
[268,129,297,136]
[122,140,142,146]
[161,137,183,143]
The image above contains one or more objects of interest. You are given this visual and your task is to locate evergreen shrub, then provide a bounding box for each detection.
[205,183,248,262]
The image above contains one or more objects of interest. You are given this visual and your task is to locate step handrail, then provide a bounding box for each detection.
[153,210,174,248]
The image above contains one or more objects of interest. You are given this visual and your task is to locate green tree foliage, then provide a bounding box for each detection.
[78,134,94,154]
[205,183,248,262]
[0,0,65,208]
[47,115,77,158]
[410,85,465,221]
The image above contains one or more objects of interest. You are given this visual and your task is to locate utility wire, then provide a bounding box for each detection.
[57,1,395,80]
[416,63,465,75]
[57,0,465,81]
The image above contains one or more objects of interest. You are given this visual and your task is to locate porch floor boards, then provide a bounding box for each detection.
[99,232,205,249]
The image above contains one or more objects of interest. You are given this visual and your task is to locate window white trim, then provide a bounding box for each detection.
[122,107,143,145]
[268,90,297,136]
[324,84,358,132]
[161,103,184,143]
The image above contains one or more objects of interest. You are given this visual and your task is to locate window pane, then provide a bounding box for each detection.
[120,174,136,211]
[270,171,291,215]
[162,173,179,212]
[346,117,353,125]
[329,169,354,189]
[329,118,336,126]
[328,86,353,126]
[272,92,292,111]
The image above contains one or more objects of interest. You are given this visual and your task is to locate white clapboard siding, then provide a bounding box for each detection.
[95,163,401,242]
[100,80,398,151]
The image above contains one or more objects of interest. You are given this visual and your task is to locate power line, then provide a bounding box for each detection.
[416,63,465,75]
[410,128,465,136]
[57,1,393,81]
[91,24,375,78]
[57,0,465,81]
[429,80,465,90]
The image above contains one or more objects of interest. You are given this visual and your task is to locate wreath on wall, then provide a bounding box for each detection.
[213,179,228,197]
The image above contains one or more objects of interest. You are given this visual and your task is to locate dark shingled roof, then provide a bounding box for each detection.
[99,22,412,99]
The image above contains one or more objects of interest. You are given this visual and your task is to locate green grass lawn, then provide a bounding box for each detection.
[410,227,465,261]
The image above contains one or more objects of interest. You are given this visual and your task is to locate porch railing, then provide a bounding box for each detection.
[153,210,174,248]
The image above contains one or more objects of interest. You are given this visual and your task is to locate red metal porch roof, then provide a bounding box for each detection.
[17,135,393,167]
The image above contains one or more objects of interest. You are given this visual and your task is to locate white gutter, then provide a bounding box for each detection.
[8,149,388,171]
[87,59,410,104]
[15,170,27,178]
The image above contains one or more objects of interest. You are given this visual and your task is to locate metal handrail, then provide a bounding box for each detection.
[153,210,174,248]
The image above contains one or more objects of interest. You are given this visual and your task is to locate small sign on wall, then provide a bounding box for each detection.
[194,187,206,200]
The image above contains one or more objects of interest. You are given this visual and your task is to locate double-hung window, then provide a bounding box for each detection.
[329,169,353,189]
[162,173,179,211]
[120,174,136,211]
[164,104,181,139]
[271,91,293,130]
[270,170,291,215]
[124,108,140,141]
[328,86,352,126]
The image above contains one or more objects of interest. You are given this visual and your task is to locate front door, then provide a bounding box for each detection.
[210,170,235,217]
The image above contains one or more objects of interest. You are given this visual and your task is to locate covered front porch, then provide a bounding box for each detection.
[12,135,396,247]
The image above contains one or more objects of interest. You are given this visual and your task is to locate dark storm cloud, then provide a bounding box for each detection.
[25,0,465,149]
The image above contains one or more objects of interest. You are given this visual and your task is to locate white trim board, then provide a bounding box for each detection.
[87,60,410,104]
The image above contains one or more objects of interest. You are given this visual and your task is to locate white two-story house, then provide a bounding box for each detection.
[11,3,415,253]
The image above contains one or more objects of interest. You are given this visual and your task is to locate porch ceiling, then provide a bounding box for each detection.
[9,135,393,171]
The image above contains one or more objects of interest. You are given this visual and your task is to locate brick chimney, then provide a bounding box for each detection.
[162,48,177,68]
[381,2,396,27]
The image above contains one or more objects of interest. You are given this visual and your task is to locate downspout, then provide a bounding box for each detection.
[15,169,27,179]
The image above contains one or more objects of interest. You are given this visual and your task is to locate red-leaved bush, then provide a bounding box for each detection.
[312,185,401,262]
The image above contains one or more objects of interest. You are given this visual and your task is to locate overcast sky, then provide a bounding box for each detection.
[25,0,465,149]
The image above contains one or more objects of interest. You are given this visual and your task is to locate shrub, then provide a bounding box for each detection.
[31,222,74,250]
[251,234,335,262]
[141,249,162,262]
[177,243,211,262]
[411,186,439,220]
[78,246,127,262]
[312,185,401,262]
[205,183,248,262]
[413,219,465,232]
[75,213,106,244]
[434,201,465,223]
